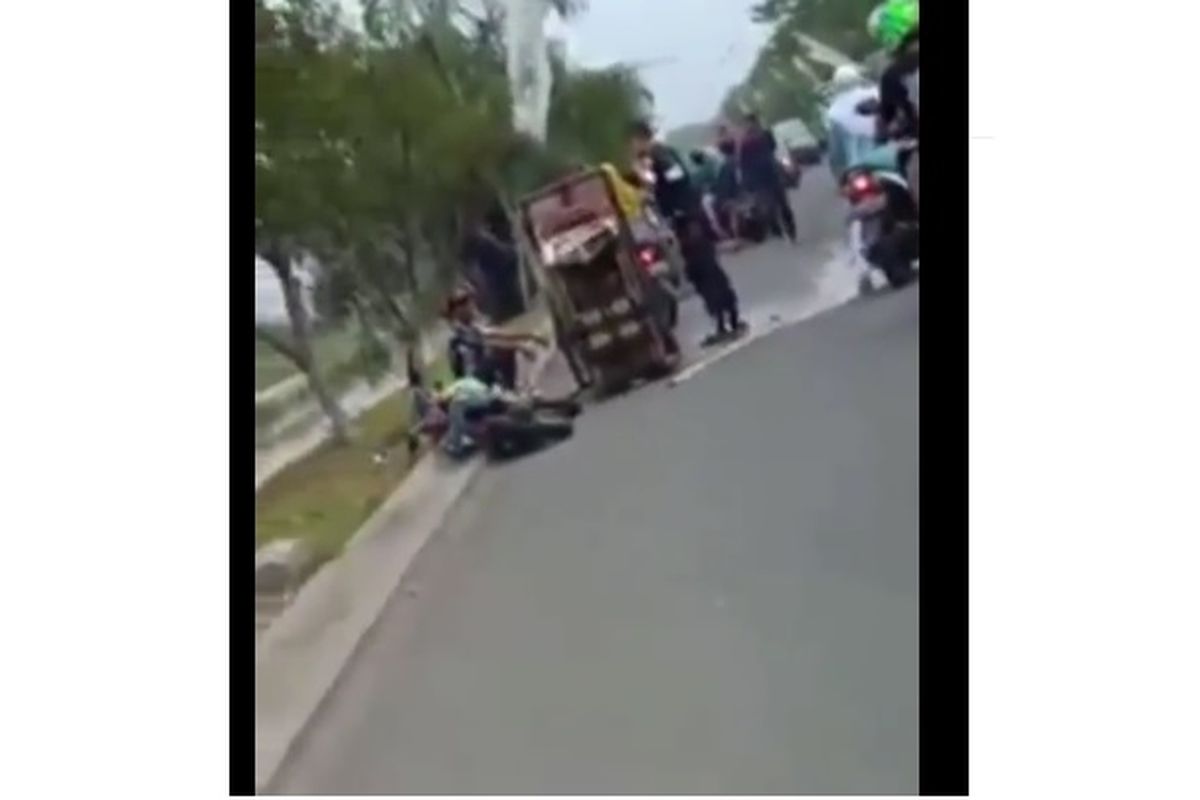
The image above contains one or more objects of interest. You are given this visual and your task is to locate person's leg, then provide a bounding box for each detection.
[443,398,474,455]
[773,182,797,242]
[686,265,723,324]
[758,189,783,238]
[707,260,743,331]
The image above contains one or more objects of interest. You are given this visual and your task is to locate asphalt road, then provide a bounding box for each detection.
[271,171,919,794]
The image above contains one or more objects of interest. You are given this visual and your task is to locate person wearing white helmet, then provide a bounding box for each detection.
[823,64,880,180]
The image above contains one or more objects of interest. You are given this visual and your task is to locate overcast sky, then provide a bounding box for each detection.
[551,0,769,129]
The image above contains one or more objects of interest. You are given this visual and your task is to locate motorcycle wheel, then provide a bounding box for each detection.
[881,259,916,289]
[484,417,574,460]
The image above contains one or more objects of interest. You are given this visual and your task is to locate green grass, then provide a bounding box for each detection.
[254,357,453,568]
[255,325,366,391]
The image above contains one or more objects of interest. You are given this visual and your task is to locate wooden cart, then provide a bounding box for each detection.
[519,168,680,394]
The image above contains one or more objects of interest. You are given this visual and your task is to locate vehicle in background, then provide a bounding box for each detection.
[771,117,821,186]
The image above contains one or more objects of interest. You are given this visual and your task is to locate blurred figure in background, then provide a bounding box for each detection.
[688,149,724,238]
[461,207,525,323]
[738,113,797,243]
[713,138,744,243]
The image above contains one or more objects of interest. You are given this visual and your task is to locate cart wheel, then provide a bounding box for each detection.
[555,320,593,390]
[565,343,594,389]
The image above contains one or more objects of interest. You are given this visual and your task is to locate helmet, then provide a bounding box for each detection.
[830,64,865,92]
[442,283,475,318]
[868,0,918,52]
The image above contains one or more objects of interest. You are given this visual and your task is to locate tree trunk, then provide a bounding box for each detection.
[262,244,352,445]
[395,229,419,293]
[359,259,418,347]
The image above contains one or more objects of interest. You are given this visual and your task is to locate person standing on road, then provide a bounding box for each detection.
[738,113,797,244]
[629,120,745,346]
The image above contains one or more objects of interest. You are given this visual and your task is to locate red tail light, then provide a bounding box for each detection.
[637,245,658,269]
[844,173,880,203]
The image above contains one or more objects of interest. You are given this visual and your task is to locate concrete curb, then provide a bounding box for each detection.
[254,317,555,793]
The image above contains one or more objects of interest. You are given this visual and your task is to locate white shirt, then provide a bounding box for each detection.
[825,85,879,141]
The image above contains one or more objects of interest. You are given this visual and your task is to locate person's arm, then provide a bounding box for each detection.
[877,67,908,142]
[479,326,549,348]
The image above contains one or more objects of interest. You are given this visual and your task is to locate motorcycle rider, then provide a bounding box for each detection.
[824,65,880,182]
[869,0,919,205]
[871,0,919,140]
[825,64,882,288]
[630,120,745,345]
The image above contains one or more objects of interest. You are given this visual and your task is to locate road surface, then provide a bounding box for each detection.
[270,170,919,794]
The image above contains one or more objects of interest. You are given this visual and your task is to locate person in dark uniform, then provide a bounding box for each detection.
[629,120,746,345]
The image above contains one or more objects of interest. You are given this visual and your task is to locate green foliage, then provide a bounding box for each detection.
[547,63,653,167]
[255,0,654,413]
[256,0,651,278]
[722,0,879,131]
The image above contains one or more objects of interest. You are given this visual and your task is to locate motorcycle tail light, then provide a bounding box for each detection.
[844,173,880,203]
[637,245,658,268]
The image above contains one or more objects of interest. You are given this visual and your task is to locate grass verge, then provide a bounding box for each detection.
[255,326,365,391]
[255,357,452,568]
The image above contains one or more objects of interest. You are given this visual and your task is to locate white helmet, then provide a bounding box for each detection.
[829,64,865,92]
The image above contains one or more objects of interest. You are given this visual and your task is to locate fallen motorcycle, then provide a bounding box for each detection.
[413,391,580,462]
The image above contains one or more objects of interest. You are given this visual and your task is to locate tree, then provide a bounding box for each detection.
[255,0,654,446]
[256,0,361,442]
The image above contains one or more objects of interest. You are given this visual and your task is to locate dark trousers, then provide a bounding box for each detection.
[670,211,740,327]
[686,262,739,325]
[757,181,797,241]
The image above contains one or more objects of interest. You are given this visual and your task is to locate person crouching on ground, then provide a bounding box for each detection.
[444,286,547,391]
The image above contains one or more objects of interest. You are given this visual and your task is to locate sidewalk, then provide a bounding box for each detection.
[255,318,558,792]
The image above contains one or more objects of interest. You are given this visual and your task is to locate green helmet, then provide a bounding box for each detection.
[868,0,919,52]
